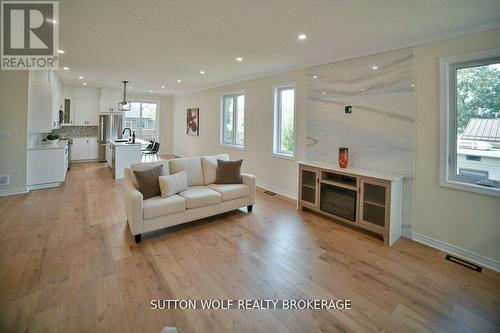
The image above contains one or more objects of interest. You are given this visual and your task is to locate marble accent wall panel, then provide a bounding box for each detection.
[307,48,414,235]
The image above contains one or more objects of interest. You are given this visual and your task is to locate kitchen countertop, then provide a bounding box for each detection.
[110,141,142,147]
[28,140,69,151]
[109,138,149,147]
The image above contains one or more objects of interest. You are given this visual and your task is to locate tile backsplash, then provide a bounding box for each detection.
[52,126,98,138]
[28,126,99,148]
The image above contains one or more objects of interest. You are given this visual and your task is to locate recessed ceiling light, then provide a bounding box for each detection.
[78,76,84,79]
[410,83,415,87]
[312,75,318,79]
[177,79,182,83]
[161,85,166,89]
[200,70,205,74]
[82,82,87,86]
[372,66,378,70]
[360,88,365,92]
[149,90,154,93]
[236,57,243,62]
[63,66,69,70]
[322,91,326,95]
[129,86,132,89]
[57,50,65,54]
[298,34,307,40]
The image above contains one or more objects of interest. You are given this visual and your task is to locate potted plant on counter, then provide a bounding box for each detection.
[46,134,60,145]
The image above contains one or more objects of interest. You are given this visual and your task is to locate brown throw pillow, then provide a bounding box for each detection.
[215,159,243,184]
[133,164,164,199]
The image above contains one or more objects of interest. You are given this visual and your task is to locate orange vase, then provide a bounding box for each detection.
[339,148,349,168]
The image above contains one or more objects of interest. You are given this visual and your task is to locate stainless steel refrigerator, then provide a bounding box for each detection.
[99,114,124,161]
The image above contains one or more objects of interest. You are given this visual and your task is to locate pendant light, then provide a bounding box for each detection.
[118,80,131,111]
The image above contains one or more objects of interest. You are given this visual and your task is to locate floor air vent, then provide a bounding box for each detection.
[445,255,482,272]
[264,190,276,196]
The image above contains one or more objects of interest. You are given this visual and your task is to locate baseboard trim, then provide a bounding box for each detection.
[172,151,185,158]
[401,226,412,239]
[256,181,297,201]
[412,232,500,272]
[27,183,61,191]
[0,187,28,196]
[70,159,99,164]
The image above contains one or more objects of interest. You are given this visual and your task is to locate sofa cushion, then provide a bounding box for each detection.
[130,161,169,190]
[133,164,165,199]
[178,186,221,209]
[215,159,243,184]
[143,195,186,219]
[159,171,189,197]
[207,184,250,202]
[201,154,229,185]
[169,157,204,186]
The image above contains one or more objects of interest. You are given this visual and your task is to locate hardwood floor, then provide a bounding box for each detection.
[0,162,499,333]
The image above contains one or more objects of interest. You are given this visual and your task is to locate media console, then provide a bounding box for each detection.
[298,160,404,245]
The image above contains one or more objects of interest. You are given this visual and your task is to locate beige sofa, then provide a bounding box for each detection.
[121,154,256,242]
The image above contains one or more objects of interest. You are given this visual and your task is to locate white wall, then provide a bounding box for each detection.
[173,70,308,198]
[128,94,174,155]
[414,28,500,266]
[0,71,29,195]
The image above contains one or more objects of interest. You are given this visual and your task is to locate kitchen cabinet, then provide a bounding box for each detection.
[28,70,60,132]
[71,137,99,161]
[61,97,73,125]
[99,88,122,113]
[88,138,99,159]
[71,138,88,160]
[74,97,99,125]
[27,142,68,189]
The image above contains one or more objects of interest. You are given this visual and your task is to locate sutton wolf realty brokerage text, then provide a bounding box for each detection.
[151,299,352,310]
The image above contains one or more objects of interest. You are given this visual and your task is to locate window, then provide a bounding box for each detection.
[273,84,296,158]
[440,49,500,196]
[124,101,159,141]
[220,92,245,148]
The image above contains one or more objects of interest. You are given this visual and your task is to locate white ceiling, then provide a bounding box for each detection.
[56,0,500,95]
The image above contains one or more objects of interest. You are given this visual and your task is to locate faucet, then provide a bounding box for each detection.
[122,128,132,140]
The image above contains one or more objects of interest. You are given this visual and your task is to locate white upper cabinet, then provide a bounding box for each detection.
[99,88,122,113]
[63,85,100,126]
[74,97,88,126]
[61,97,73,125]
[28,70,60,132]
[73,97,99,126]
[87,98,99,125]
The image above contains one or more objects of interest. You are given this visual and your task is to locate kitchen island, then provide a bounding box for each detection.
[106,140,144,179]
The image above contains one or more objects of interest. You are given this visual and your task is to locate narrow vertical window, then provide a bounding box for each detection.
[221,92,245,148]
[273,84,296,158]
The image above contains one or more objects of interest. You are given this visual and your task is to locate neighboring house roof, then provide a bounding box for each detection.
[461,118,500,142]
